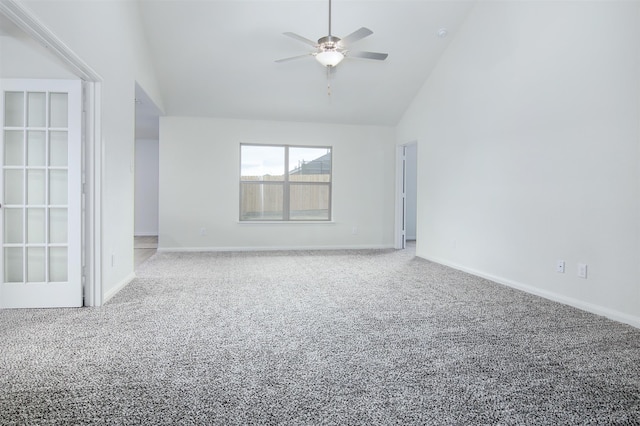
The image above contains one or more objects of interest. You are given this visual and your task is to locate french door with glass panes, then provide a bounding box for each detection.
[0,79,82,308]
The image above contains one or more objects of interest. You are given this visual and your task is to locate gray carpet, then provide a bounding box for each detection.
[1,247,639,425]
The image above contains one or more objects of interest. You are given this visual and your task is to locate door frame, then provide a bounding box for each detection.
[0,0,104,306]
[83,82,102,306]
[395,140,417,250]
[395,144,406,249]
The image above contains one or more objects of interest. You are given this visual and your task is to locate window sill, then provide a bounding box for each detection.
[237,221,336,224]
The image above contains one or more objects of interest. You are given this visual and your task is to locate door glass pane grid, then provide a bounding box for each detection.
[27,92,46,128]
[49,93,68,128]
[4,130,24,166]
[5,247,23,283]
[49,131,68,167]
[3,90,69,284]
[27,131,46,166]
[4,92,25,127]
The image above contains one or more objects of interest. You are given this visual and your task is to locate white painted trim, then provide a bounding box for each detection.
[102,272,135,304]
[423,255,640,329]
[0,0,100,81]
[237,221,336,225]
[158,244,395,253]
[394,145,405,249]
[83,82,103,306]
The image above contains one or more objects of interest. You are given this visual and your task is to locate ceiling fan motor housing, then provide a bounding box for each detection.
[318,35,342,51]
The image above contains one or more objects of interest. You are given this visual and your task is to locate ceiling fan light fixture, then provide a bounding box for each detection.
[315,50,344,67]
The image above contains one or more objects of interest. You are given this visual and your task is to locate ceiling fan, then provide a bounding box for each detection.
[275,0,388,69]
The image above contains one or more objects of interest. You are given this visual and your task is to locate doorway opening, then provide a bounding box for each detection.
[133,83,160,269]
[395,141,417,250]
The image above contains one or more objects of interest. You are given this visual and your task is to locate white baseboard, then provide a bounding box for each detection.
[103,272,136,304]
[158,244,395,253]
[423,255,640,329]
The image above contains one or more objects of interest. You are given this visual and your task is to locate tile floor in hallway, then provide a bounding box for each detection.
[134,236,157,269]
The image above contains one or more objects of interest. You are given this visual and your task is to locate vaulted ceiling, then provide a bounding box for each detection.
[137,0,476,126]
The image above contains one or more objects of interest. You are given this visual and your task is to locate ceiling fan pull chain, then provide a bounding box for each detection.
[326,66,332,96]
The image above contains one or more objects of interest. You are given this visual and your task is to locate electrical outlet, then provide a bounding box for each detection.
[200,228,207,236]
[351,226,358,235]
[556,260,565,273]
[578,263,588,279]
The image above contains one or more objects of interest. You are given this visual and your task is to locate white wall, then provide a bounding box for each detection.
[396,1,640,326]
[0,35,75,78]
[22,0,164,300]
[135,139,159,236]
[159,117,395,250]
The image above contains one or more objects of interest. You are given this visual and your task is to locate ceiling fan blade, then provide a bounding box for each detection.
[275,53,313,63]
[347,50,388,61]
[283,32,318,47]
[340,27,373,46]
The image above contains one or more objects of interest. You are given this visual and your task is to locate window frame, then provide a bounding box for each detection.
[239,143,332,222]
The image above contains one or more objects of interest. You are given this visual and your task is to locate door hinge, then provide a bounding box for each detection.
[82,84,87,113]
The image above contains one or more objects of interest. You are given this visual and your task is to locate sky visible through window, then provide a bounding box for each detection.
[241,145,330,177]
